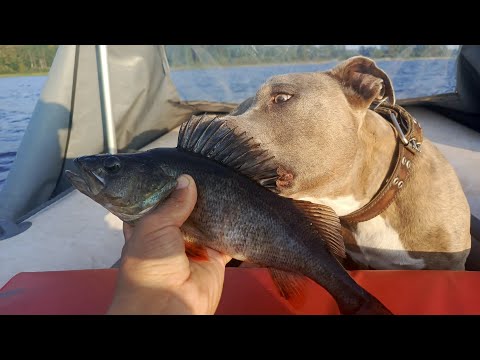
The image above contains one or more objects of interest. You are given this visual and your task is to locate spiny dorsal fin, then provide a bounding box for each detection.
[178,114,279,191]
[292,199,346,259]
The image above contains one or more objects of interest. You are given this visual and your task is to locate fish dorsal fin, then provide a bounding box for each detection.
[177,114,279,192]
[292,199,346,259]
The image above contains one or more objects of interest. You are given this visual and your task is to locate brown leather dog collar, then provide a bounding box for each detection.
[340,102,423,225]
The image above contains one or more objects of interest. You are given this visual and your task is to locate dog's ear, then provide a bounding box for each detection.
[327,56,395,109]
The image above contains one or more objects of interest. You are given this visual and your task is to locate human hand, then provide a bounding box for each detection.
[107,174,232,315]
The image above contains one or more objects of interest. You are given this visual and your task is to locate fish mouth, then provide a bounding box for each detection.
[65,158,105,197]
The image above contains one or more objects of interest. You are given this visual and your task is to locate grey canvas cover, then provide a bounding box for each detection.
[0,45,236,232]
[2,44,479,239]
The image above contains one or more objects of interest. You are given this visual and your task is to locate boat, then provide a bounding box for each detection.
[0,45,479,314]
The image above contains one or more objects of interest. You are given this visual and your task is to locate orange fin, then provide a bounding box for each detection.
[181,220,209,261]
[185,242,209,261]
[268,268,309,309]
[291,199,346,259]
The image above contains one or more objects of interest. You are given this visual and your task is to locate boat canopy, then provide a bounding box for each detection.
[0,45,237,235]
[0,45,479,240]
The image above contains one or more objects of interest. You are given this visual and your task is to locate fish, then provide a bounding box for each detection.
[65,115,392,315]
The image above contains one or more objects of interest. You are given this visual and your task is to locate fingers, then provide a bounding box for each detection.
[120,174,232,266]
[161,174,197,227]
[129,174,197,238]
[123,223,134,241]
[205,247,232,266]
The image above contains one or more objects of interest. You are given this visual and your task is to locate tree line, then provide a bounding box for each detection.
[0,45,457,75]
[166,45,457,68]
[0,45,59,74]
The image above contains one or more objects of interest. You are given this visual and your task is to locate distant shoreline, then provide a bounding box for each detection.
[170,56,454,71]
[0,72,49,78]
[0,57,454,77]
[170,60,332,71]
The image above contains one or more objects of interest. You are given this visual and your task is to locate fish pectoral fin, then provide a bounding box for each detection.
[184,242,209,261]
[268,268,309,309]
[181,220,210,261]
[291,199,346,259]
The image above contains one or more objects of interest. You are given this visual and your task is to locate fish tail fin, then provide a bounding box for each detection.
[347,298,393,315]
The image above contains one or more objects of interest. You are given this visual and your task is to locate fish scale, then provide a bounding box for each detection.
[66,115,392,315]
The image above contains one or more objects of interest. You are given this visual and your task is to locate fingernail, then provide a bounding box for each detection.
[176,175,190,189]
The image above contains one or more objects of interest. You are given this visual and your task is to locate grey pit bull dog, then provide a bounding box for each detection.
[222,56,471,271]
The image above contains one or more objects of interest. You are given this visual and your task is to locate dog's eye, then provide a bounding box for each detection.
[273,93,292,104]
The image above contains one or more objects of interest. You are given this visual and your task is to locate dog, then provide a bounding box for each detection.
[222,56,471,270]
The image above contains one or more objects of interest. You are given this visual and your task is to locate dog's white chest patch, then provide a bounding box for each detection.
[297,195,426,269]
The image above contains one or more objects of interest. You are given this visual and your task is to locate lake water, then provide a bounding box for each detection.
[0,58,457,190]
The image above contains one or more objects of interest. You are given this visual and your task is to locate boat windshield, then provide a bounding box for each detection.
[166,45,459,103]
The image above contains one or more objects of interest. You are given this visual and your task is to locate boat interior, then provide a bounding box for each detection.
[0,45,479,295]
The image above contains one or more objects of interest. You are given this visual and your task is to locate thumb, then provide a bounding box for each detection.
[135,174,197,233]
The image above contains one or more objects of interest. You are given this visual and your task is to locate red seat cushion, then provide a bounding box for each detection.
[0,268,479,315]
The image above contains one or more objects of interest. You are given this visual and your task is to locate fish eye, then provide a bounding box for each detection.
[273,93,292,104]
[103,156,121,173]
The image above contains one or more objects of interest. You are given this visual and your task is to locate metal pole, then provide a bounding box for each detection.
[95,45,117,154]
